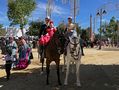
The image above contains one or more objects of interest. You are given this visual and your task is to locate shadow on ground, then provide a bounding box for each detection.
[0,64,119,90]
[102,48,119,51]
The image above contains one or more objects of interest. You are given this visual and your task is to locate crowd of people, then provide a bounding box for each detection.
[0,36,34,80]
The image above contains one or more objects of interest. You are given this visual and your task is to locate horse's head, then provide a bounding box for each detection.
[69,31,80,53]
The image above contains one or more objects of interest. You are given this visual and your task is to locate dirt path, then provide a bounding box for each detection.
[0,48,119,90]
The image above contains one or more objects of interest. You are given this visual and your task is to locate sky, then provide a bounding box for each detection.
[0,0,119,33]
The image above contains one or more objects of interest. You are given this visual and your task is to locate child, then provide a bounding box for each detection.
[4,47,13,80]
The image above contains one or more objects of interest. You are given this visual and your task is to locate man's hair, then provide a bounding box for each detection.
[68,16,72,20]
[19,36,24,40]
[9,36,14,40]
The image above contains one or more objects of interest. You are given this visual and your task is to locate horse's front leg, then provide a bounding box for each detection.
[62,54,66,72]
[76,60,81,87]
[37,46,40,59]
[64,61,70,85]
[46,61,50,85]
[71,61,75,73]
[56,60,61,85]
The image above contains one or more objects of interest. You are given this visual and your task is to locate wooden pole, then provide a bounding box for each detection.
[93,17,95,34]
[90,14,92,39]
[74,0,76,23]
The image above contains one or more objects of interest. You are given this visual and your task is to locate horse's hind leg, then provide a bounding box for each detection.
[76,60,81,87]
[56,60,61,85]
[46,60,50,85]
[40,58,44,74]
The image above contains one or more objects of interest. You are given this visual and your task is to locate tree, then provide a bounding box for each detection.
[7,0,36,36]
[57,22,66,35]
[0,24,3,29]
[80,27,90,40]
[103,17,117,42]
[0,24,6,36]
[27,20,44,36]
[75,23,81,35]
[99,16,119,46]
[57,22,66,30]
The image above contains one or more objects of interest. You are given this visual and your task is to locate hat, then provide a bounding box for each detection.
[45,16,50,20]
[68,16,72,19]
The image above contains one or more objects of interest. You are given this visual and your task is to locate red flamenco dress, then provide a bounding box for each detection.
[39,20,56,45]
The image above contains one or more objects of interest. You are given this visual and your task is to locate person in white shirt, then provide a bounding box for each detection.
[4,47,13,80]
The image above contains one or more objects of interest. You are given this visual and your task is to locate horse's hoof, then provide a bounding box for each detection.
[62,69,64,73]
[76,83,81,87]
[40,71,43,75]
[64,82,68,86]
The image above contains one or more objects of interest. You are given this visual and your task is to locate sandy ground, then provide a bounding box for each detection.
[0,48,119,90]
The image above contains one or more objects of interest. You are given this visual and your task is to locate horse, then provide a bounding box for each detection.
[38,28,66,75]
[45,29,66,85]
[64,31,82,86]
[37,29,65,84]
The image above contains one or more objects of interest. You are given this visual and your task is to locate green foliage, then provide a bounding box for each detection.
[109,16,117,31]
[95,33,100,39]
[57,22,81,36]
[27,20,44,36]
[0,24,6,36]
[81,27,90,40]
[7,0,36,35]
[57,22,65,30]
[57,22,66,34]
[100,16,119,43]
[103,17,117,38]
[75,23,81,35]
[0,24,3,29]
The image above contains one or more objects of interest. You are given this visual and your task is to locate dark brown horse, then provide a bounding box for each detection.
[45,30,65,85]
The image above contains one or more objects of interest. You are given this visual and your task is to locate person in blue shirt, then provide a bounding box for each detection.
[7,37,18,68]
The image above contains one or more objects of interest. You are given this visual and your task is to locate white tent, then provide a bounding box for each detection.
[6,27,27,37]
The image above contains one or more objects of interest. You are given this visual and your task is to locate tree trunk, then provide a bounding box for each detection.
[20,17,24,37]
[20,25,24,37]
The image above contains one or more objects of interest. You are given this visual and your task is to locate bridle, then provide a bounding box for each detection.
[69,37,80,60]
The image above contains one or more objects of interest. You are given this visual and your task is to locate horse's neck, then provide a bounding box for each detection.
[67,43,71,54]
[47,35,57,49]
